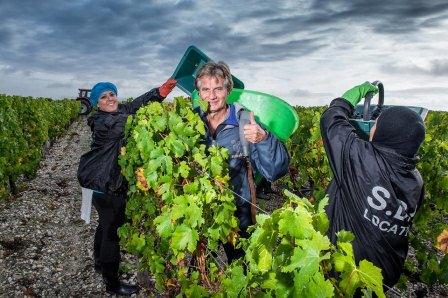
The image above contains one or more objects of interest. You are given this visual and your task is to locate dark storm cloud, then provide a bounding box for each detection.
[263,0,448,36]
[246,38,326,62]
[160,16,326,64]
[381,59,448,77]
[0,27,13,45]
[0,0,447,86]
[0,0,196,76]
[0,0,330,81]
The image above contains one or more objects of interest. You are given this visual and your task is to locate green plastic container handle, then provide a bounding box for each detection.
[362,81,384,121]
[192,88,299,142]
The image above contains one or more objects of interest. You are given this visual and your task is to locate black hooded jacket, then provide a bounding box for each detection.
[320,98,424,287]
[77,88,164,195]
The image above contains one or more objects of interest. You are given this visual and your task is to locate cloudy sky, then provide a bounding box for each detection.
[1,0,447,111]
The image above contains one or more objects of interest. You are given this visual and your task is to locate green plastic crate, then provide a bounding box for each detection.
[350,104,429,140]
[172,45,244,96]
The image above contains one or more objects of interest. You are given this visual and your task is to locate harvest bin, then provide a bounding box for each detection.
[350,105,429,140]
[172,45,244,96]
[348,81,428,140]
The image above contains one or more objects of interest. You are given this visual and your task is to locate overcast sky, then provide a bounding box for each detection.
[1,0,447,111]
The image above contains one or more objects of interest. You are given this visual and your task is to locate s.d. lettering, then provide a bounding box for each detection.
[363,185,415,237]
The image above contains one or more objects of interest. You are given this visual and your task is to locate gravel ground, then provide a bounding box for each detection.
[0,116,447,297]
[0,116,140,297]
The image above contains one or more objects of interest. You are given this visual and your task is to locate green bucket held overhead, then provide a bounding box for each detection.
[172,45,244,96]
[192,88,299,142]
[349,81,429,140]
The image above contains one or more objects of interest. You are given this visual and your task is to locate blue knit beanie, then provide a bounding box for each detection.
[90,82,118,107]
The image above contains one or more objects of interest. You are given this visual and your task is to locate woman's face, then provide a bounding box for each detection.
[98,91,118,112]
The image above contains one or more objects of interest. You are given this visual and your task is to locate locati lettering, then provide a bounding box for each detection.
[363,208,410,236]
[362,186,415,236]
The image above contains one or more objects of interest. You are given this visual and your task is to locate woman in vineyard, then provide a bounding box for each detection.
[320,82,426,289]
[77,78,176,296]
[194,62,290,263]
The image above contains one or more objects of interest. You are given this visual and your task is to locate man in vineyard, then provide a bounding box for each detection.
[320,82,426,288]
[194,61,290,263]
[77,78,176,296]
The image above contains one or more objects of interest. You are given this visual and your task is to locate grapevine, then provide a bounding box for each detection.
[0,94,79,198]
[221,190,385,297]
[118,97,386,296]
[118,97,238,294]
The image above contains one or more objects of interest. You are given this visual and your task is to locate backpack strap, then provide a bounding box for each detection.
[237,108,251,158]
[237,107,258,223]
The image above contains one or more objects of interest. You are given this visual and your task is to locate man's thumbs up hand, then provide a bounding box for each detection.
[249,111,256,124]
[243,112,267,144]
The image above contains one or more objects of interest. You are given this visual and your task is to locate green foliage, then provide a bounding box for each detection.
[284,107,448,288]
[0,94,79,197]
[118,98,448,295]
[220,190,384,297]
[118,97,238,294]
[410,110,448,285]
[119,98,384,296]
[281,106,331,202]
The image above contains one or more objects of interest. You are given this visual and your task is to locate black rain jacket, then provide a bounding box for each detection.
[320,98,424,287]
[77,88,164,195]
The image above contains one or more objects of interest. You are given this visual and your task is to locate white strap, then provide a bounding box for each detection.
[80,187,93,224]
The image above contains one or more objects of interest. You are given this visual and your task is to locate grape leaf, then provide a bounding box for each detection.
[303,272,334,298]
[222,265,247,297]
[258,247,273,273]
[154,211,174,238]
[358,260,385,298]
[171,224,199,253]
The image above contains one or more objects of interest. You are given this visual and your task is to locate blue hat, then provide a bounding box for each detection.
[90,82,118,107]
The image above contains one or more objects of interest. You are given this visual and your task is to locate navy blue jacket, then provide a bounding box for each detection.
[197,104,290,230]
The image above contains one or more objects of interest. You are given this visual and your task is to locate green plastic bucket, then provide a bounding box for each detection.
[192,88,299,142]
[172,45,244,96]
[348,81,429,140]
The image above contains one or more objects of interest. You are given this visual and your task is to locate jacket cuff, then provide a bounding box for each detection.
[330,97,355,114]
[153,87,165,102]
[256,130,274,146]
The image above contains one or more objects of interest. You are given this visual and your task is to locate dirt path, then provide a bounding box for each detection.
[0,116,138,297]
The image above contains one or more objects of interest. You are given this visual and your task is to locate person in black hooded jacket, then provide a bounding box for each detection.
[77,78,176,296]
[320,82,426,289]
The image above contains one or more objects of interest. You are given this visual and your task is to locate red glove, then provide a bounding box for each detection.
[158,78,177,97]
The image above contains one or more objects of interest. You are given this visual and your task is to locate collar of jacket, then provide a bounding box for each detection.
[198,104,240,127]
[372,143,419,170]
[87,108,124,127]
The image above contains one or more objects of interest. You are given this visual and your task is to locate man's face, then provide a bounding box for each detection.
[98,91,118,112]
[198,76,228,113]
